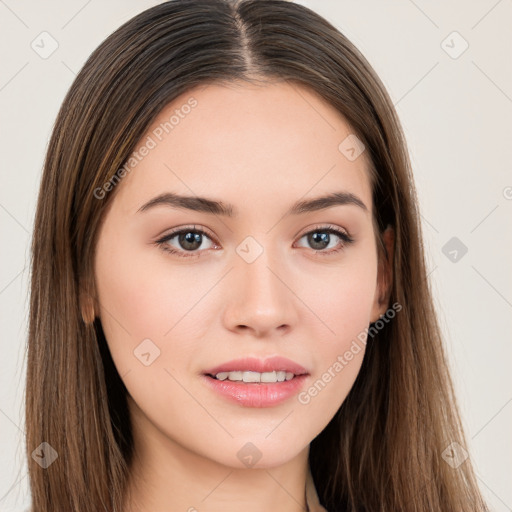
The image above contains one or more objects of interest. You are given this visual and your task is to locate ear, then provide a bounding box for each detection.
[370,225,395,323]
[79,287,97,325]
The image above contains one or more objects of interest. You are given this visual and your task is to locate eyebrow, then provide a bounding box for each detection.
[137,190,368,217]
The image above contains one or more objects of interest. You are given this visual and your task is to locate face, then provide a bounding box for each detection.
[93,81,389,470]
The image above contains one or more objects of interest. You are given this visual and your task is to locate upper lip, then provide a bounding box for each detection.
[204,356,309,376]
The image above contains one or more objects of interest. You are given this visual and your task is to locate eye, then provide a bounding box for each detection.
[295,224,354,256]
[155,225,218,259]
[155,224,354,259]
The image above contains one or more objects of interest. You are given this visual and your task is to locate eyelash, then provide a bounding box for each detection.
[155,224,354,259]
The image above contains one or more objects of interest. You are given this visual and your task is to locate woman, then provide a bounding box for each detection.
[26,0,489,510]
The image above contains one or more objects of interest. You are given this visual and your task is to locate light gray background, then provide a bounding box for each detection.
[1,1,511,511]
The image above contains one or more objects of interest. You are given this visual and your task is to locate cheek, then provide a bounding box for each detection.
[314,274,375,336]
[94,226,216,374]
[293,248,377,422]
[96,234,209,342]
[299,244,378,342]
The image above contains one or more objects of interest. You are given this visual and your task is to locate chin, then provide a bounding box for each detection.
[207,437,306,470]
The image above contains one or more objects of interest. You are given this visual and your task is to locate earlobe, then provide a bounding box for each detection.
[370,225,395,323]
[80,289,97,324]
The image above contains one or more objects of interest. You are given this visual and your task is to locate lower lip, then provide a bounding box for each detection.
[202,374,309,408]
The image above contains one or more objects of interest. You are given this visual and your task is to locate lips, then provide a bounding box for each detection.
[203,356,309,377]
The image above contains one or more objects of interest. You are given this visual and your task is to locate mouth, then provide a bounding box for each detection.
[202,355,309,383]
[205,370,299,383]
[201,356,310,407]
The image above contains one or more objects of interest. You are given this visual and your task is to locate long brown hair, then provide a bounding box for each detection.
[26,0,489,510]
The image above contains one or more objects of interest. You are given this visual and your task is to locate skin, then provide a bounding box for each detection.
[90,81,394,512]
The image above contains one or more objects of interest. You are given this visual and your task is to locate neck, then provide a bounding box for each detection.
[122,397,313,512]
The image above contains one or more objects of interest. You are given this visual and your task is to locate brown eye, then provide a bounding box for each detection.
[295,225,354,255]
[156,226,218,258]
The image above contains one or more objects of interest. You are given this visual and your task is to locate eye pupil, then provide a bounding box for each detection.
[309,232,330,250]
[179,231,202,250]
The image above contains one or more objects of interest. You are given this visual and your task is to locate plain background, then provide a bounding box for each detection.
[0,1,511,510]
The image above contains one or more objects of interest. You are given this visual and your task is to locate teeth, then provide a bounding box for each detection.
[243,371,260,383]
[214,370,296,383]
[276,371,286,382]
[261,371,277,383]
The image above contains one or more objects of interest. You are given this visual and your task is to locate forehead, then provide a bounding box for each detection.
[114,80,373,215]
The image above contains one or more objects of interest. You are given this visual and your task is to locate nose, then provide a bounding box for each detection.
[222,247,298,338]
